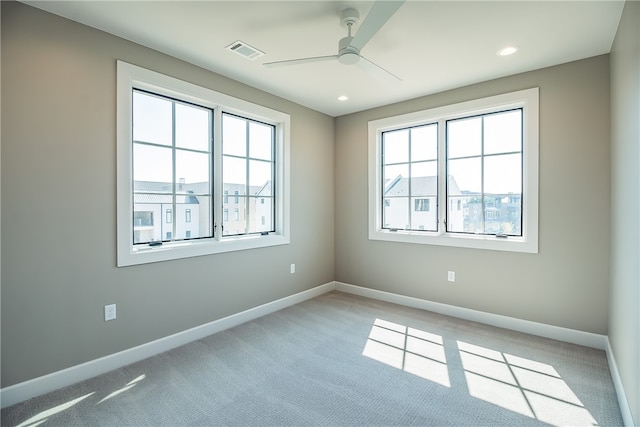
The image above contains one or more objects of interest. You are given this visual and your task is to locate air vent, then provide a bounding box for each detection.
[226,41,265,60]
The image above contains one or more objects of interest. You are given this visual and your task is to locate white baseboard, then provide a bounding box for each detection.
[605,338,635,427]
[0,282,335,409]
[334,282,608,350]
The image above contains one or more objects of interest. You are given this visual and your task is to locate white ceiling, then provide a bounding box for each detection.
[23,1,625,117]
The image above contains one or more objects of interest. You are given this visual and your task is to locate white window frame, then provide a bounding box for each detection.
[117,61,290,266]
[368,88,538,253]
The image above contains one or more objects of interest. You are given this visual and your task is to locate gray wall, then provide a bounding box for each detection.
[335,55,611,335]
[1,1,335,387]
[610,1,640,423]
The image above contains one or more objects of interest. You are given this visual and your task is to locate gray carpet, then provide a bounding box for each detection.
[1,291,624,426]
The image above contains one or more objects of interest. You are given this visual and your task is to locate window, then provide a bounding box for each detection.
[382,123,438,231]
[117,61,290,266]
[368,88,538,253]
[222,113,275,236]
[133,211,153,227]
[446,109,522,236]
[414,199,430,212]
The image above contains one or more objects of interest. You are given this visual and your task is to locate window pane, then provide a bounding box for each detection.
[447,196,469,232]
[248,197,273,233]
[496,196,522,235]
[383,129,409,164]
[249,122,273,160]
[484,154,522,194]
[448,117,481,159]
[411,124,437,161]
[133,207,158,244]
[175,196,211,239]
[176,150,210,188]
[249,160,272,191]
[383,198,409,229]
[175,103,210,152]
[223,114,246,156]
[223,202,246,236]
[484,110,522,155]
[411,197,437,231]
[384,164,409,195]
[411,161,437,197]
[448,157,481,193]
[447,196,476,233]
[223,156,246,187]
[483,196,521,235]
[133,144,172,183]
[133,91,172,146]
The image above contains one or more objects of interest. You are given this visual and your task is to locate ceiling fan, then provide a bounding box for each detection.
[263,1,405,82]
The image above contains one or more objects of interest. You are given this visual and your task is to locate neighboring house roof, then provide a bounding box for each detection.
[134,181,210,193]
[134,193,173,204]
[255,181,272,197]
[134,181,270,199]
[384,175,462,196]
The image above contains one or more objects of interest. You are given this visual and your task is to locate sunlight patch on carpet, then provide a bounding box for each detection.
[97,374,146,404]
[458,340,598,426]
[15,392,95,427]
[362,318,450,387]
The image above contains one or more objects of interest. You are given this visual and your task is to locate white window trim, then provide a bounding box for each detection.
[117,61,290,266]
[368,88,539,253]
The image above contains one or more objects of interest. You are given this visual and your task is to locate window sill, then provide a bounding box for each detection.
[369,229,537,254]
[118,234,290,267]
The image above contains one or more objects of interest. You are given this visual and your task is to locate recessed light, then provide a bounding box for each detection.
[338,95,349,101]
[497,46,519,56]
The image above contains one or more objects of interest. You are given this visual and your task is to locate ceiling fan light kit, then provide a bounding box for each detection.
[263,0,405,82]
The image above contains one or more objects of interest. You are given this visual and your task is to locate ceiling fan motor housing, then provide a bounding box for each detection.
[338,36,360,65]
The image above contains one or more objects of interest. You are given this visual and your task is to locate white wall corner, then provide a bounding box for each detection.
[605,338,635,427]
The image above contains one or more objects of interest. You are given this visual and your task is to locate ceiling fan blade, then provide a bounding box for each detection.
[350,0,405,51]
[263,55,338,68]
[358,55,402,82]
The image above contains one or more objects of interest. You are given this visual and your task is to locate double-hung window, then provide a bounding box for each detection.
[117,61,290,266]
[369,88,538,253]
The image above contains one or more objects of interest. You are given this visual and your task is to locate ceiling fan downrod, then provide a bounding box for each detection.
[338,8,361,65]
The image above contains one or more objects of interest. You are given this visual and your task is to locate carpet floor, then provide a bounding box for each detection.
[1,291,624,426]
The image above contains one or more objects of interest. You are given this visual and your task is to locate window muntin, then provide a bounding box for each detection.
[446,109,523,236]
[368,88,538,253]
[117,61,290,266]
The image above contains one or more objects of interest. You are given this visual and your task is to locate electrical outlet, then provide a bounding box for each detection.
[290,263,295,274]
[104,304,116,321]
[447,271,455,282]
